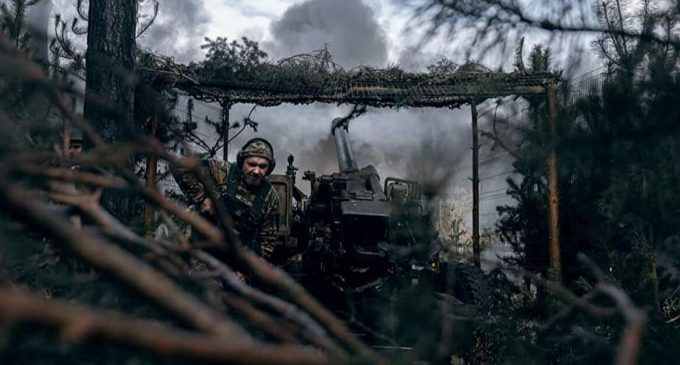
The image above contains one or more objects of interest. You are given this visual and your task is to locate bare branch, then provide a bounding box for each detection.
[412,0,680,61]
[480,101,520,159]
[76,0,88,22]
[60,192,343,352]
[233,249,381,361]
[0,287,329,365]
[192,250,348,358]
[18,163,225,244]
[0,177,249,340]
[136,0,159,38]
[598,284,646,365]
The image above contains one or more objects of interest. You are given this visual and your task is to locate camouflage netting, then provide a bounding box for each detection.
[138,48,559,108]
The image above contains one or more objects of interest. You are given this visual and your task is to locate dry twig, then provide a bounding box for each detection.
[0,287,329,365]
[0,177,250,341]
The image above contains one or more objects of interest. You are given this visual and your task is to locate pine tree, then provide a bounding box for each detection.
[83,0,140,223]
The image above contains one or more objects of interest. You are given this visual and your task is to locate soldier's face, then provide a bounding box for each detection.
[68,140,83,158]
[242,156,269,186]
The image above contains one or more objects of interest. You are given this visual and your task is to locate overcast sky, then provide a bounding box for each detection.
[39,0,602,227]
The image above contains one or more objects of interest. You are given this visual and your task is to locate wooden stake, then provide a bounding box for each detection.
[62,119,71,158]
[144,114,159,237]
[471,102,481,268]
[546,81,562,282]
[222,102,231,162]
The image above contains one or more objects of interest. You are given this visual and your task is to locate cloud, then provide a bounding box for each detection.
[137,0,210,63]
[26,0,53,62]
[48,0,210,63]
[395,45,444,72]
[266,0,388,68]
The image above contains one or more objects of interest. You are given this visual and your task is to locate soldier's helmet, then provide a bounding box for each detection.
[389,183,409,202]
[70,128,84,143]
[66,128,84,159]
[237,138,276,175]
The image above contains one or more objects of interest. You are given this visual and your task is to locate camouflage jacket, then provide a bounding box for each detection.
[172,159,281,260]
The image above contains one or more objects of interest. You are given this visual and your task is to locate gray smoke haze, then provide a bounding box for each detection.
[211,0,478,197]
[137,0,210,63]
[47,1,208,63]
[220,103,476,195]
[267,0,388,68]
[396,45,442,73]
[177,0,513,231]
[26,0,53,63]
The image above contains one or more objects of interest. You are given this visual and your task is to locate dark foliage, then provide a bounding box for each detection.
[495,1,680,363]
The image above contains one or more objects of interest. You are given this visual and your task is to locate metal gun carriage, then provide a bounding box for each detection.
[266,117,489,345]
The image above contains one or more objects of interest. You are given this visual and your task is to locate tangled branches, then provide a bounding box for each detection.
[0,31,382,364]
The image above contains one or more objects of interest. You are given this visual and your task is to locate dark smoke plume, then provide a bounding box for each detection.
[26,0,53,63]
[137,0,210,63]
[267,0,388,68]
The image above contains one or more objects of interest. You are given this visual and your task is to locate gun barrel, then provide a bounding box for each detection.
[332,119,358,172]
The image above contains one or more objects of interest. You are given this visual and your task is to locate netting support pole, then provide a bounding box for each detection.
[471,101,481,268]
[221,101,231,162]
[144,112,159,237]
[546,81,562,282]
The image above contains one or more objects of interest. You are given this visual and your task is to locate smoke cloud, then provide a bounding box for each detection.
[179,0,512,230]
[222,103,474,195]
[215,0,476,196]
[26,0,53,63]
[137,0,210,63]
[267,0,388,68]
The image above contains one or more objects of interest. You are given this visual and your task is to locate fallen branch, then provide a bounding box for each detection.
[577,254,647,365]
[146,146,381,361]
[598,284,646,365]
[2,48,376,357]
[501,264,617,319]
[49,190,190,275]
[19,165,224,244]
[0,179,250,341]
[63,194,343,354]
[193,250,347,357]
[503,259,646,365]
[19,157,363,358]
[0,287,329,365]
[221,294,299,344]
[1,37,376,361]
[234,249,380,361]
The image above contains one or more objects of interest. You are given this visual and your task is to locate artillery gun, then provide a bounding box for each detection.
[298,117,441,296]
[268,115,492,359]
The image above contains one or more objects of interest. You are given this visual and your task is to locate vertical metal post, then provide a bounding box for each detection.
[546,81,562,282]
[181,98,194,156]
[144,113,159,237]
[187,98,194,125]
[62,120,71,157]
[222,102,231,162]
[471,102,481,268]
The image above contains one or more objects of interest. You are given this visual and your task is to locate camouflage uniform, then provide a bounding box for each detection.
[172,141,281,260]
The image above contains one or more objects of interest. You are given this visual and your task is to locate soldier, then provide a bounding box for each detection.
[172,138,281,261]
[49,128,87,228]
[66,128,84,160]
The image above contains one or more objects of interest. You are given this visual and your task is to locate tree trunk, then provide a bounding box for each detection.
[84,0,138,222]
[84,0,137,142]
